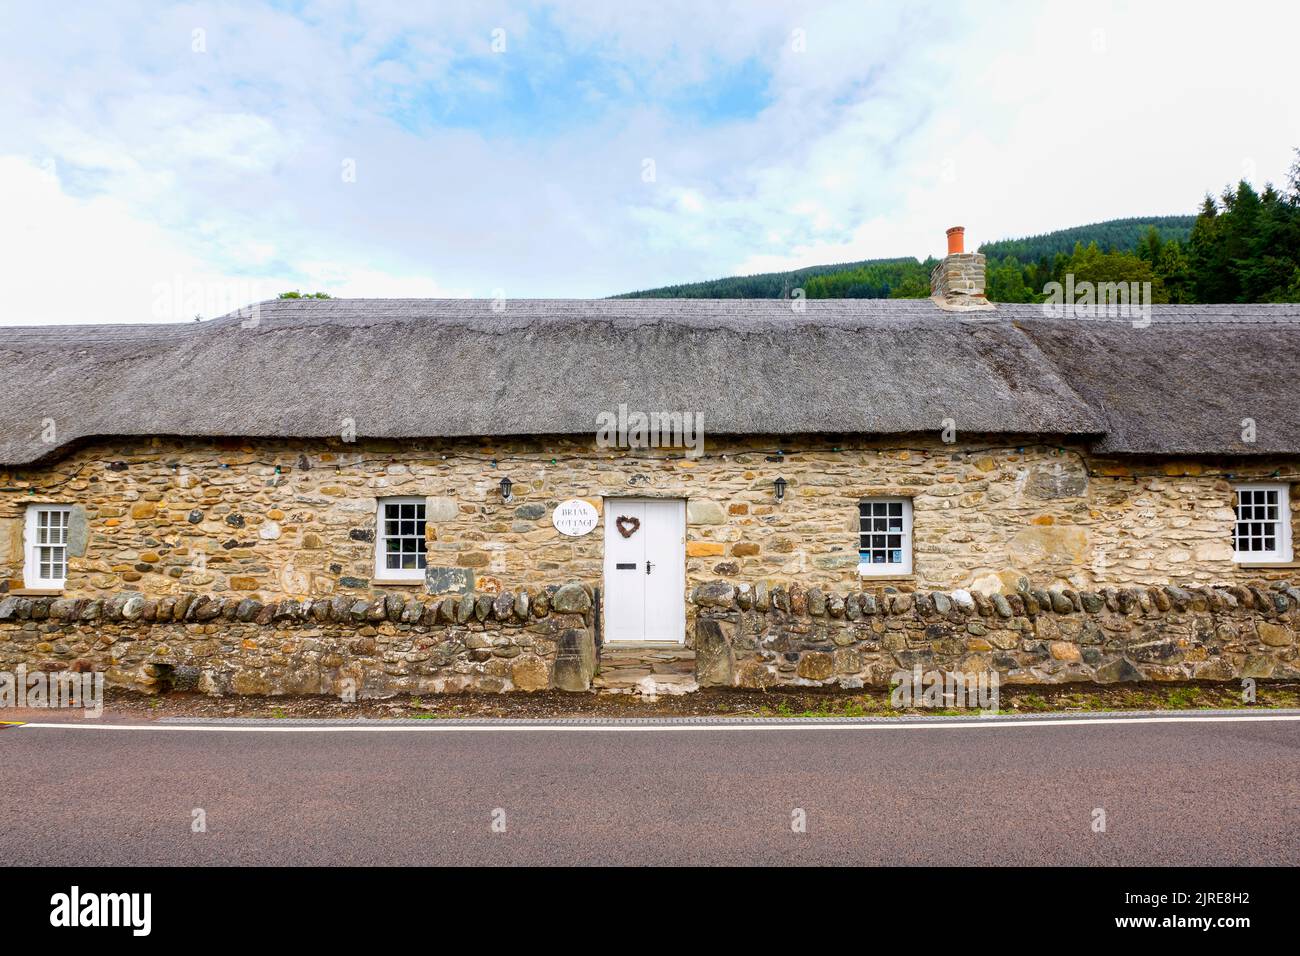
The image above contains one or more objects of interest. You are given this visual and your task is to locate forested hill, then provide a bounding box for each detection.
[612,216,1194,299]
[611,257,920,299]
[977,216,1194,262]
[614,149,1300,305]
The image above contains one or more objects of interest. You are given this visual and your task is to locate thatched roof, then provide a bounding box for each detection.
[1014,309,1300,456]
[2,298,1297,466]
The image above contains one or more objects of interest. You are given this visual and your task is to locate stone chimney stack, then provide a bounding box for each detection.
[930,226,992,311]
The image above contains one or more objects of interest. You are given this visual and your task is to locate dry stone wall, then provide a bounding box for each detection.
[0,583,597,696]
[691,578,1300,689]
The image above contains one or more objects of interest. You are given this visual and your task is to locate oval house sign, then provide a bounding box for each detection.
[552,499,599,537]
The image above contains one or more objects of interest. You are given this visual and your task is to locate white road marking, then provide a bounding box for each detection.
[10,713,1300,733]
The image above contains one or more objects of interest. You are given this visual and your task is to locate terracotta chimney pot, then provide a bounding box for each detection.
[946,225,965,255]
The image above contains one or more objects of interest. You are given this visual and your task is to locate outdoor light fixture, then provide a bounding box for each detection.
[499,476,513,502]
[774,476,787,503]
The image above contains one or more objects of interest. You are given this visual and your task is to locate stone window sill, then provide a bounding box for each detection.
[7,588,64,596]
[604,641,689,649]
[857,571,915,582]
[1237,561,1300,569]
[369,578,425,587]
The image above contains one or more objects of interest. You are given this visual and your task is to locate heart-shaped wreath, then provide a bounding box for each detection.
[615,515,640,538]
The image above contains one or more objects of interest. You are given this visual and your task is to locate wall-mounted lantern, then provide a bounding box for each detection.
[774,476,787,503]
[499,476,513,502]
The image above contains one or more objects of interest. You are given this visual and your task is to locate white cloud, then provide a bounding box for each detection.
[292,262,470,300]
[0,156,465,324]
[0,0,1296,323]
[0,155,271,325]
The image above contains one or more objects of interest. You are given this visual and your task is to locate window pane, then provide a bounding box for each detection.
[860,499,910,569]
[28,509,71,582]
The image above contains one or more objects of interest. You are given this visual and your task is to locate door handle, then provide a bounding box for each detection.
[646,561,654,575]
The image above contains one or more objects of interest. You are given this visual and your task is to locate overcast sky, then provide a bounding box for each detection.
[2,0,1297,324]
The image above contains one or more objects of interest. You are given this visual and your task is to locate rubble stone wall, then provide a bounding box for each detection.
[3,435,1296,604]
[691,579,1300,689]
[0,583,597,696]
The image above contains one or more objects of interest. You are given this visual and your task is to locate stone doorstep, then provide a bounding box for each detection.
[646,672,696,685]
[594,645,696,693]
[599,645,695,661]
[651,659,692,674]
[595,675,650,684]
[599,656,695,672]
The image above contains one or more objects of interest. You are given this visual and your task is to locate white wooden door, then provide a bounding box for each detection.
[602,498,685,644]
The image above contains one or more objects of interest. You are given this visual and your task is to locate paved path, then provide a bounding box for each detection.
[3,713,1297,865]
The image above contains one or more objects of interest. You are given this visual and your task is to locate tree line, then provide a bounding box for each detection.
[983,152,1300,304]
[619,149,1300,304]
[978,216,1193,263]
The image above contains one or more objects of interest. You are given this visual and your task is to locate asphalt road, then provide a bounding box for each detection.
[3,714,1297,865]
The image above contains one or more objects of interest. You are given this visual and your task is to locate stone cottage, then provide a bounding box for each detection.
[2,229,1299,696]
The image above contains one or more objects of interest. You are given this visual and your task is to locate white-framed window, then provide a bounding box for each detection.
[1232,483,1293,563]
[374,497,427,580]
[24,504,72,589]
[858,497,912,576]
